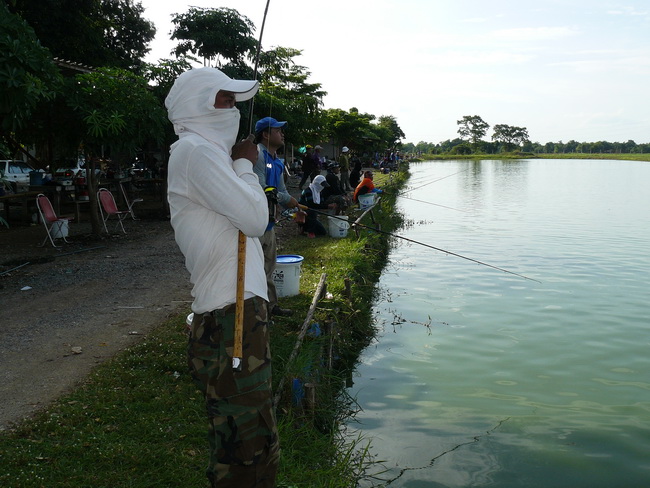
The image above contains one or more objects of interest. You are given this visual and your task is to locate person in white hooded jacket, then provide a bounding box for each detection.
[166,67,279,488]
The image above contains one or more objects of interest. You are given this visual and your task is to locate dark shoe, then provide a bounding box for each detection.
[271,305,294,317]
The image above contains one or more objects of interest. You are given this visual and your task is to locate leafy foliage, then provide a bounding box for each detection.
[171,7,257,67]
[457,114,490,149]
[7,0,155,70]
[255,47,327,144]
[492,123,530,151]
[67,67,167,156]
[0,3,62,132]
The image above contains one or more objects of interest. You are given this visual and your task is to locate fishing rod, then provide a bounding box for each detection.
[247,0,271,135]
[300,207,541,284]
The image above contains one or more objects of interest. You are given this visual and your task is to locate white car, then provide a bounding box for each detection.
[0,160,37,191]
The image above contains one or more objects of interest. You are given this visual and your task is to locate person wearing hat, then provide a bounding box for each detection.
[253,116,299,318]
[298,145,317,190]
[165,67,279,488]
[299,174,335,237]
[337,146,352,191]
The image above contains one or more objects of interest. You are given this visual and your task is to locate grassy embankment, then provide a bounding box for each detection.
[414,152,650,162]
[0,168,409,488]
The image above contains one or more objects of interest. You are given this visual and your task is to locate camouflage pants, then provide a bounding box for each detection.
[189,297,280,487]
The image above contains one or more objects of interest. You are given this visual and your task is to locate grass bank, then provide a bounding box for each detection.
[0,168,409,487]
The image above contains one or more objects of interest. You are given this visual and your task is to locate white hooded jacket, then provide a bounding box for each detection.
[166,68,268,313]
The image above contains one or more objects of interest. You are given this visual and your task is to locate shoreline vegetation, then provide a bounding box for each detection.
[0,167,409,487]
[410,152,650,162]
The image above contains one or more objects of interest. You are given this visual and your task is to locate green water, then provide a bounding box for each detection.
[348,159,650,487]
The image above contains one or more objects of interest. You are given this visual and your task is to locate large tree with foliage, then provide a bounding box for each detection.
[170,7,257,67]
[0,2,62,138]
[491,124,529,151]
[376,115,405,148]
[457,115,489,151]
[8,0,155,70]
[66,67,167,234]
[255,47,326,145]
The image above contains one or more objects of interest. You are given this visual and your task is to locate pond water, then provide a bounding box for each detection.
[347,159,650,487]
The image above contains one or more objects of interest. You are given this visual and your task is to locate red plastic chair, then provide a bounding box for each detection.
[97,188,129,234]
[36,193,74,247]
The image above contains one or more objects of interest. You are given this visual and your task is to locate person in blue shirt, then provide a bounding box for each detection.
[253,117,300,317]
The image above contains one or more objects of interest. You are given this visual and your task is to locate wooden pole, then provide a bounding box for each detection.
[273,273,327,409]
[232,230,246,371]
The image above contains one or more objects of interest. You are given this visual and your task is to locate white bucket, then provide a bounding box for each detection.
[328,215,349,238]
[51,219,69,238]
[358,193,375,209]
[273,254,304,297]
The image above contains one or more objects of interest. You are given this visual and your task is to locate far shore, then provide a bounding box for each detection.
[411,152,650,162]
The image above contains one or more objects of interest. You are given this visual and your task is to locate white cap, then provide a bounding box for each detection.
[342,146,349,153]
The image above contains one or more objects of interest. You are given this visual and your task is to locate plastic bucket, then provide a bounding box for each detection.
[328,215,349,238]
[51,219,69,238]
[358,193,375,209]
[29,171,43,186]
[273,254,304,297]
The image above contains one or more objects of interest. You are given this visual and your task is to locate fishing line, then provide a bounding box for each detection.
[398,168,470,194]
[302,208,541,283]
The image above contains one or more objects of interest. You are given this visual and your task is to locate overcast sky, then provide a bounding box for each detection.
[138,0,650,145]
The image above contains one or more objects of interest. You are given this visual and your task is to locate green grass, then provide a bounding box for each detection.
[0,169,408,487]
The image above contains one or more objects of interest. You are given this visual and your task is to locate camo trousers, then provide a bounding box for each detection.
[189,297,280,488]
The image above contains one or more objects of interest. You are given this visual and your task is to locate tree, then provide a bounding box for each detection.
[254,47,326,145]
[322,108,373,150]
[170,7,257,67]
[0,3,62,136]
[8,0,156,70]
[491,124,529,152]
[457,115,489,151]
[376,115,405,148]
[67,67,167,234]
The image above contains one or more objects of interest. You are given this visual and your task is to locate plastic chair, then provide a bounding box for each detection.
[119,180,143,220]
[36,193,74,247]
[97,188,129,234]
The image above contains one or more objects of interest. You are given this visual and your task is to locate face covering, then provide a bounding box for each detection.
[172,108,241,155]
[309,175,328,204]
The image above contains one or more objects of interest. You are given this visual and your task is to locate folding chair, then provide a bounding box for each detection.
[97,188,129,234]
[119,180,143,220]
[36,193,74,247]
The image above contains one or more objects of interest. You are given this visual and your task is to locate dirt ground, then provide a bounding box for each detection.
[0,200,196,430]
[0,177,307,431]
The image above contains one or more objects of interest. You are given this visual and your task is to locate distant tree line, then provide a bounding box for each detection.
[403,114,650,155]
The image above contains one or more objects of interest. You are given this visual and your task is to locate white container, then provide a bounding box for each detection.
[358,193,375,209]
[51,219,69,238]
[328,215,349,238]
[273,254,304,297]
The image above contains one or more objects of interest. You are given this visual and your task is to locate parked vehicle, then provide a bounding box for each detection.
[0,160,37,192]
[52,157,101,185]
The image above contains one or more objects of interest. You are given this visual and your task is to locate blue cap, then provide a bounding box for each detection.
[255,116,287,134]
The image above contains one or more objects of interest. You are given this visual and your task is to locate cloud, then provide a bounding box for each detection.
[491,26,578,42]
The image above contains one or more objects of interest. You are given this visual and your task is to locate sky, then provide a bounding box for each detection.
[138,0,650,145]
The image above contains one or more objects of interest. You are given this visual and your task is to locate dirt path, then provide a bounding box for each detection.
[0,218,192,430]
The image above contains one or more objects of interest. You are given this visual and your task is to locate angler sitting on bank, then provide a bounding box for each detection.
[321,162,350,215]
[353,170,382,202]
[299,174,335,237]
